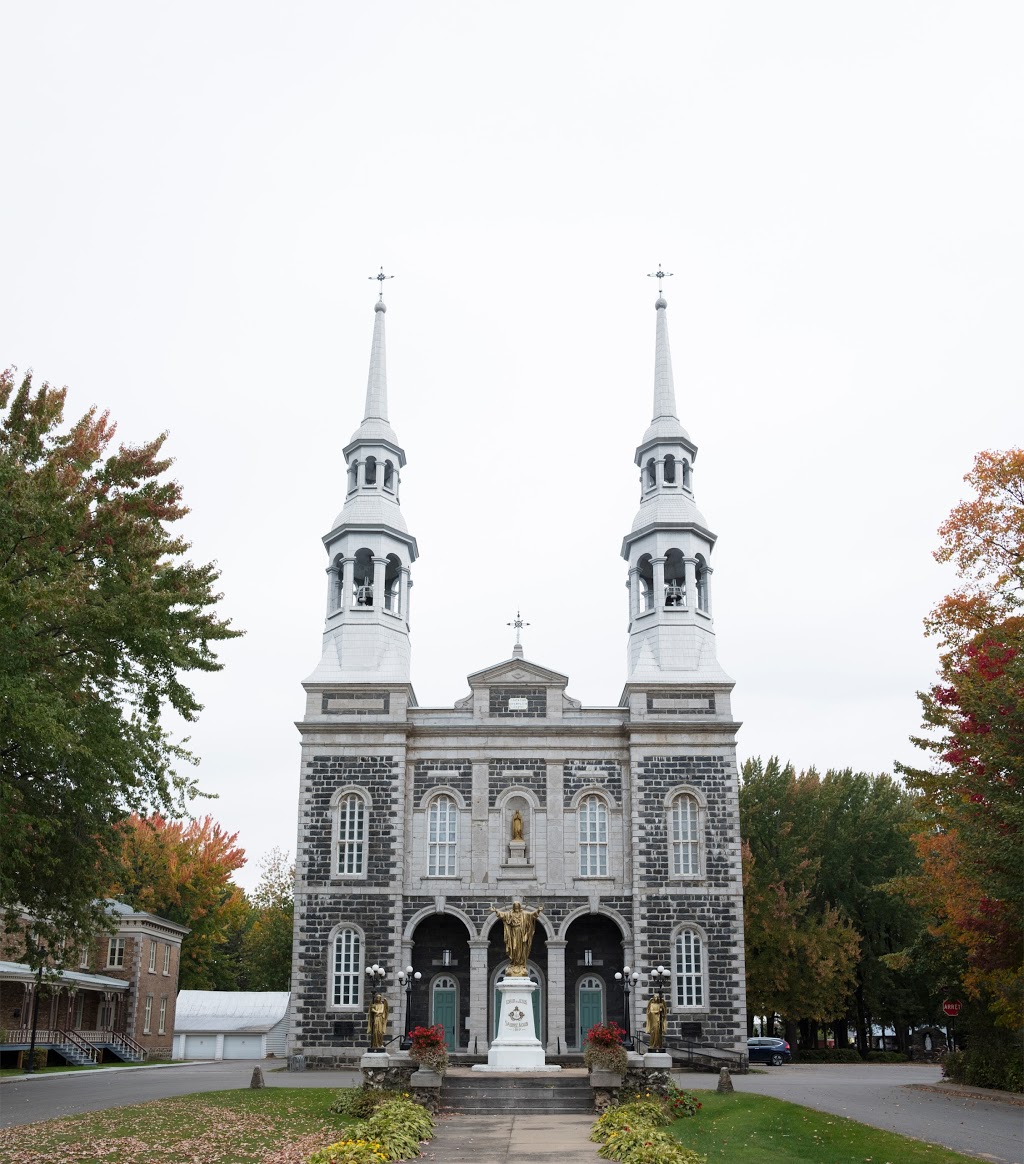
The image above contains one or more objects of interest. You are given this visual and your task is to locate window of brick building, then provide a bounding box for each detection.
[107,938,125,968]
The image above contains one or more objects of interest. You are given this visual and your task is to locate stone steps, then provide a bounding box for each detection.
[443,1071,593,1114]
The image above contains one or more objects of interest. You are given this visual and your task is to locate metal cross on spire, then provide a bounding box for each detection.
[369,266,394,299]
[507,610,530,646]
[647,263,674,285]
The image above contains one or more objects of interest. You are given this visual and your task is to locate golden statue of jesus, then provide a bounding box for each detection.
[491,900,544,977]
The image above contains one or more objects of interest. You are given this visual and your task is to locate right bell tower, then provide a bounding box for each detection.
[621,287,733,689]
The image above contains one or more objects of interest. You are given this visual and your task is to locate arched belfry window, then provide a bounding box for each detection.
[428,794,458,877]
[383,459,395,490]
[681,460,692,489]
[347,462,358,493]
[353,548,374,606]
[384,554,402,614]
[578,795,609,876]
[646,458,657,490]
[637,555,654,613]
[664,548,686,607]
[664,454,676,483]
[695,555,710,613]
[364,456,377,485]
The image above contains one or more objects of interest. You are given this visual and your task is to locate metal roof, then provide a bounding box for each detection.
[174,991,291,1033]
[0,960,129,991]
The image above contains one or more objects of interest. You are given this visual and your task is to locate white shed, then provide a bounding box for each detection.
[172,991,291,1060]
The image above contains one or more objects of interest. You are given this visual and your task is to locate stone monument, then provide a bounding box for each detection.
[474,900,560,1072]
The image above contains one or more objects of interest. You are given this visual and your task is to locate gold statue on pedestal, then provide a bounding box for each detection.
[511,809,524,841]
[367,992,388,1050]
[491,900,544,977]
[646,991,667,1051]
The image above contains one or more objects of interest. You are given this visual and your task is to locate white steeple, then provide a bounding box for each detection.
[620,292,731,687]
[304,295,418,687]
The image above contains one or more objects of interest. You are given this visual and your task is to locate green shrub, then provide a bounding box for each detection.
[591,1099,672,1143]
[359,1096,434,1161]
[945,1046,1024,1093]
[329,1087,403,1118]
[597,1124,704,1163]
[865,1051,910,1063]
[792,1048,862,1063]
[665,1082,702,1118]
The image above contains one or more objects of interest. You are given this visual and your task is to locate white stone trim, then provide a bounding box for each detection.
[403,902,479,943]
[556,903,633,943]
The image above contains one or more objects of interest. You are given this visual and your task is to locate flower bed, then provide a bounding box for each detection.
[310,1095,434,1164]
[590,1093,705,1164]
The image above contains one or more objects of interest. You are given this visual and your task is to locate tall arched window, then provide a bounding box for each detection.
[428,795,458,876]
[674,928,704,1008]
[664,548,686,607]
[353,548,374,606]
[681,459,692,489]
[664,454,676,483]
[578,796,609,876]
[383,459,395,490]
[384,554,402,614]
[646,458,657,490]
[332,927,362,1007]
[671,794,700,877]
[336,793,366,876]
[637,555,654,613]
[364,456,377,485]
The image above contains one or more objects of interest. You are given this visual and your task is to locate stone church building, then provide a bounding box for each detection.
[289,287,746,1065]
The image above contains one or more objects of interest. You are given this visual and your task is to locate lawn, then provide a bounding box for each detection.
[669,1091,979,1164]
[0,1087,351,1164]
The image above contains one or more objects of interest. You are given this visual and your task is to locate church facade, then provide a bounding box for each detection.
[289,289,746,1065]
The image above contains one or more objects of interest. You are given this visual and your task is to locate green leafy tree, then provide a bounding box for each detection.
[239,847,294,992]
[0,369,240,964]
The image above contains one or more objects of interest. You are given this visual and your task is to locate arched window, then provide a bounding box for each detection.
[353,548,374,606]
[637,555,654,613]
[383,459,395,490]
[695,555,709,612]
[646,458,657,490]
[332,927,362,1007]
[428,795,458,877]
[364,456,377,485]
[347,462,358,493]
[681,460,692,489]
[664,548,686,607]
[671,794,700,877]
[384,554,402,614]
[578,795,609,876]
[674,928,705,1008]
[664,454,676,483]
[336,793,366,876]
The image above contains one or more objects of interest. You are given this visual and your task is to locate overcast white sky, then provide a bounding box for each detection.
[3,2,1021,889]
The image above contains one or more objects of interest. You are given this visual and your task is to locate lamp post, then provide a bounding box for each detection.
[614,965,641,1047]
[397,966,422,1049]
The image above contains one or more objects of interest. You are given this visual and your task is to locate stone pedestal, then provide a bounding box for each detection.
[508,839,528,863]
[472,975,560,1072]
[644,1052,672,1068]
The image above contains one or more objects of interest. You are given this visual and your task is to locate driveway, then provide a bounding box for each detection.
[729,1063,1022,1164]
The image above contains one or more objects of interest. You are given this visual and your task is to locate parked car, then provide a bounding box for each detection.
[747,1036,792,1065]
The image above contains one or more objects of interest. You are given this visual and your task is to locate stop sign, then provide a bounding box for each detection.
[943,999,963,1017]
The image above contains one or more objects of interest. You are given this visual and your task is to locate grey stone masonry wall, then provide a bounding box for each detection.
[321,690,392,715]
[645,691,715,715]
[488,685,546,717]
[294,891,399,1052]
[305,755,400,885]
[488,760,547,806]
[563,760,622,806]
[412,759,472,803]
[635,755,732,889]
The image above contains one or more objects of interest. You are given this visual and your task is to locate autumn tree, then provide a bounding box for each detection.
[239,848,294,992]
[0,369,240,964]
[898,449,1023,1063]
[108,812,248,989]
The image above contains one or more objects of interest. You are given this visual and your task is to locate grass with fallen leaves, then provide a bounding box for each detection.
[0,1087,353,1164]
[668,1092,978,1163]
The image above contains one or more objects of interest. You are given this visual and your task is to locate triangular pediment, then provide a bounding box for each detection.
[466,657,569,687]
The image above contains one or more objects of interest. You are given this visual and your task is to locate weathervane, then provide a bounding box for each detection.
[369,266,394,299]
[647,264,673,285]
[507,610,530,646]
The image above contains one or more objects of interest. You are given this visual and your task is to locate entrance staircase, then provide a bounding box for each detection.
[442,1068,593,1114]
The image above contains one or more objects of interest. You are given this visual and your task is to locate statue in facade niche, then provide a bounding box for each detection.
[367,992,388,1050]
[491,900,544,977]
[511,809,524,840]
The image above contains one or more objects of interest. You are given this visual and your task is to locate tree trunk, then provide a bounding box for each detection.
[854,985,869,1057]
[784,1018,798,1050]
[833,1018,851,1049]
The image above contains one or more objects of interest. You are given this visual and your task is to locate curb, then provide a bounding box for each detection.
[907,1080,1024,1107]
[0,1060,211,1086]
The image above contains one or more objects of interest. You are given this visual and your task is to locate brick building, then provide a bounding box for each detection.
[289,288,746,1066]
[0,901,187,1064]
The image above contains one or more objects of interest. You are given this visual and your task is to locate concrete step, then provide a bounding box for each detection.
[443,1073,593,1114]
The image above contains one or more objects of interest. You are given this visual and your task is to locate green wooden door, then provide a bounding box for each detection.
[578,976,604,1047]
[432,976,457,1050]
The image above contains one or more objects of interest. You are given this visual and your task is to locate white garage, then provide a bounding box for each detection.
[173,991,291,1061]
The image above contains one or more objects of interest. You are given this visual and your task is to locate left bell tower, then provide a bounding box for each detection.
[305,293,419,687]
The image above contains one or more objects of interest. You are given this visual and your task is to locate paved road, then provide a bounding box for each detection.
[2,1059,1021,1163]
[728,1063,1023,1164]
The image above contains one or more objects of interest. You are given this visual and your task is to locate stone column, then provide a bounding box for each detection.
[652,557,667,610]
[372,557,387,610]
[546,939,567,1054]
[702,564,714,615]
[341,556,354,610]
[627,567,639,620]
[468,938,490,1052]
[325,564,341,615]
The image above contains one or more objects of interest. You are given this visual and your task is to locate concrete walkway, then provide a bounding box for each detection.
[420,1113,601,1162]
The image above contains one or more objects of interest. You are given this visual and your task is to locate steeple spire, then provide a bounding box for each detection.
[652,295,677,422]
[363,299,389,423]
